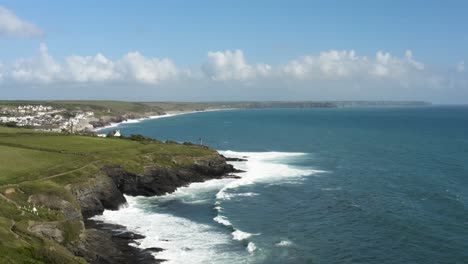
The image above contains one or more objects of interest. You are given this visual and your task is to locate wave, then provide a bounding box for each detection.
[93,150,325,262]
[215,192,259,200]
[92,195,247,264]
[154,178,233,204]
[213,215,233,228]
[216,150,324,202]
[275,240,293,247]
[211,151,326,254]
[232,230,253,241]
[213,213,257,249]
[321,187,342,191]
[247,242,257,253]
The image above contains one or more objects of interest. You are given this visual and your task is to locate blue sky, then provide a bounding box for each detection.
[0,0,467,103]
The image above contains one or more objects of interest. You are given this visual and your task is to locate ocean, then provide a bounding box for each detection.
[93,106,468,264]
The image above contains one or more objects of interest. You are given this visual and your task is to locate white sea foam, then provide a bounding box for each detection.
[321,187,342,191]
[216,150,324,202]
[276,240,293,247]
[232,230,253,241]
[94,150,324,263]
[92,195,247,264]
[211,151,325,254]
[155,178,233,204]
[213,215,233,227]
[247,242,257,253]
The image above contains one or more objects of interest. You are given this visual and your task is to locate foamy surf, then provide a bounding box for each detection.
[276,240,294,247]
[247,242,257,253]
[216,150,324,202]
[93,150,324,263]
[92,195,249,264]
[211,151,325,254]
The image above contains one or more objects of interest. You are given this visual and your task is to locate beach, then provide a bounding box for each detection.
[93,108,236,132]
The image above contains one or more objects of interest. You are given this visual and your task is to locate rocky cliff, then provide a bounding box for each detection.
[69,153,237,263]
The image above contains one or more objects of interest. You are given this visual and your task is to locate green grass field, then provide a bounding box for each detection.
[0,126,216,263]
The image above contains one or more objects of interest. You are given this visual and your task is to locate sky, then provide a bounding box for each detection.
[0,0,467,103]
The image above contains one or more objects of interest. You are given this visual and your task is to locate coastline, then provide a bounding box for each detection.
[83,219,166,264]
[92,108,237,132]
[74,153,241,263]
[91,150,321,263]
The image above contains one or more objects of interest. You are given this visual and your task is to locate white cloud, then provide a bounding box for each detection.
[65,54,118,82]
[371,50,424,78]
[282,49,424,80]
[1,44,181,84]
[0,43,461,100]
[10,43,60,83]
[118,52,179,84]
[282,50,368,79]
[0,6,42,37]
[202,49,271,81]
[457,61,465,73]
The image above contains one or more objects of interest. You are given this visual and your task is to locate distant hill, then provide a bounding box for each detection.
[0,100,432,117]
[0,100,431,130]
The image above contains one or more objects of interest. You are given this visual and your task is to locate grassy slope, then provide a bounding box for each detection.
[0,126,216,263]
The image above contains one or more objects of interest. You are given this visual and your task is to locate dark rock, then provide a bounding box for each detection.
[103,155,237,197]
[145,247,164,253]
[89,120,110,129]
[74,220,163,264]
[112,231,145,240]
[71,176,127,219]
[225,174,242,179]
[71,152,240,264]
[223,156,248,162]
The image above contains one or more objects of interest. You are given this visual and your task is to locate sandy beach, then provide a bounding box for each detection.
[93,108,237,132]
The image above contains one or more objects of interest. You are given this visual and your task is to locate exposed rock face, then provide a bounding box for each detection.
[71,177,127,219]
[103,155,237,197]
[73,221,164,264]
[69,153,237,264]
[29,221,64,243]
[28,194,82,220]
[4,187,16,195]
[223,156,248,162]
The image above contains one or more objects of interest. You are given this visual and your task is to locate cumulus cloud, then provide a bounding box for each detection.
[282,49,424,80]
[371,50,424,78]
[0,6,43,37]
[282,50,367,79]
[202,49,271,81]
[65,54,118,82]
[118,52,179,84]
[10,43,60,83]
[1,44,181,84]
[457,61,465,73]
[0,44,463,102]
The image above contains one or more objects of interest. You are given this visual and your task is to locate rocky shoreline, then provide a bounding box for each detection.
[82,220,165,264]
[71,154,240,263]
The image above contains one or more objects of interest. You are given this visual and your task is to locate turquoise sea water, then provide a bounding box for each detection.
[95,106,468,264]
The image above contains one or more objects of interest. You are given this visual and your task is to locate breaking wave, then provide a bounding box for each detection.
[93,150,325,263]
[212,151,325,254]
